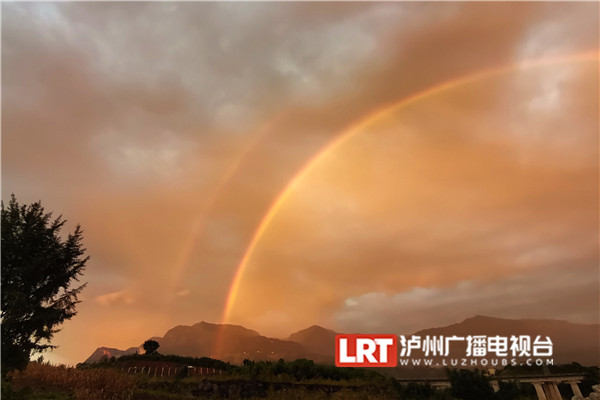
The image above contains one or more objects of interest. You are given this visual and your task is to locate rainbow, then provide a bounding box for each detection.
[169,114,287,294]
[213,51,598,355]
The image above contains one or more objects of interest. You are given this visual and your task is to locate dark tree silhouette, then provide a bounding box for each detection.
[1,195,88,372]
[143,340,160,355]
[448,369,496,400]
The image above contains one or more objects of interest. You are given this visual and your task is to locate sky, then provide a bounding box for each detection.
[1,2,598,366]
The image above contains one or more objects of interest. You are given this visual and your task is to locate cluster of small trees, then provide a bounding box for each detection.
[118,352,231,370]
[236,358,388,382]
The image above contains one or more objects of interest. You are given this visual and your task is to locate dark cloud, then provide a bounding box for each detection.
[2,2,597,363]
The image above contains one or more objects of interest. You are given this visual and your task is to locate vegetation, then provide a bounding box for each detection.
[79,356,458,399]
[447,368,541,400]
[82,352,233,371]
[5,362,135,400]
[391,381,455,400]
[448,369,495,400]
[232,358,388,383]
[6,350,597,400]
[9,359,597,399]
[1,195,88,373]
[143,340,160,355]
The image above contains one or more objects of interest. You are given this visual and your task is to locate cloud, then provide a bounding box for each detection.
[2,2,597,364]
[95,290,136,306]
[227,52,598,336]
[334,265,599,334]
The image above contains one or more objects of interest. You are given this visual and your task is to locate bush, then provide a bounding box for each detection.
[448,369,495,400]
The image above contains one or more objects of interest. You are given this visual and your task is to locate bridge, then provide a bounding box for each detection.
[396,373,586,400]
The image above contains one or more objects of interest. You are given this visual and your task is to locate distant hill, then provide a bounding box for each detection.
[84,316,599,366]
[408,315,600,366]
[86,321,328,365]
[160,321,321,363]
[84,346,139,363]
[287,325,338,361]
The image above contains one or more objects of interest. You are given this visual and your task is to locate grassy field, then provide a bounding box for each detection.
[5,362,135,400]
[3,361,405,400]
[7,358,594,399]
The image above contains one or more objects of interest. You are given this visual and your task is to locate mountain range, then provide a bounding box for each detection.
[84,315,599,366]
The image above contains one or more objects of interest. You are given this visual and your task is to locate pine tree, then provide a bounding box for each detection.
[1,194,88,372]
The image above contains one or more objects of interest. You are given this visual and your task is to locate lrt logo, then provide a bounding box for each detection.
[335,334,398,367]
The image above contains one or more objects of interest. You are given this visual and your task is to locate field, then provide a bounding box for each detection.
[2,360,406,400]
[5,362,135,400]
[4,358,598,400]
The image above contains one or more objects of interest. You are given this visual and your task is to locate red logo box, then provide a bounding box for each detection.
[335,334,398,367]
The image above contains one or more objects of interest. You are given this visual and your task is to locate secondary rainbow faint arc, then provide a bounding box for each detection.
[169,114,287,293]
[219,51,599,329]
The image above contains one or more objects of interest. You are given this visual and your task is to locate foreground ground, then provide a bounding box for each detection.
[3,356,598,400]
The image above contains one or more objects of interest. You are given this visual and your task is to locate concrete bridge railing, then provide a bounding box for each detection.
[397,373,589,400]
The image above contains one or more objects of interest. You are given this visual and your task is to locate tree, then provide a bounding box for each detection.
[448,369,496,400]
[1,195,88,372]
[143,340,159,355]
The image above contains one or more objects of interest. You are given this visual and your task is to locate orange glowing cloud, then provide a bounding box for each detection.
[1,2,597,365]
